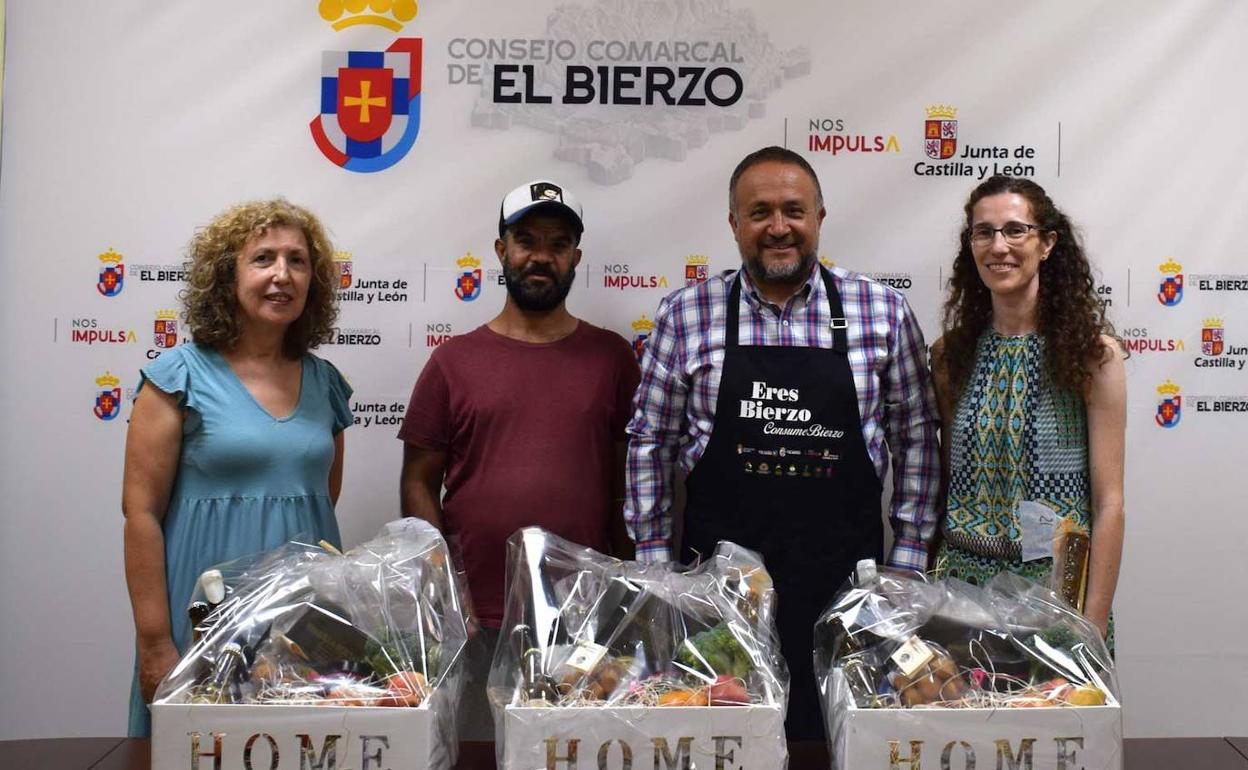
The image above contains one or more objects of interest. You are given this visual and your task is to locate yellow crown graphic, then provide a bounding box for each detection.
[1203,317,1224,329]
[333,250,353,263]
[456,253,481,269]
[96,372,121,389]
[156,309,178,321]
[319,0,418,32]
[1156,380,1181,397]
[925,104,957,120]
[98,247,123,264]
[685,254,709,265]
[1159,258,1182,274]
[631,315,656,333]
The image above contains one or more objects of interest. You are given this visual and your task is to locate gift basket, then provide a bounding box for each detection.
[490,527,788,769]
[816,562,1121,770]
[150,519,468,770]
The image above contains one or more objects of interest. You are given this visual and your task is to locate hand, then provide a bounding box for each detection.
[449,564,481,640]
[139,638,181,703]
[1086,613,1110,640]
[463,593,482,641]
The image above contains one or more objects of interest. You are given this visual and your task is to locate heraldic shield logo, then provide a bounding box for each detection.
[154,310,178,349]
[98,248,124,297]
[1202,318,1224,356]
[1156,380,1181,428]
[685,255,709,287]
[455,253,482,302]
[311,38,423,173]
[1158,258,1183,306]
[334,251,353,289]
[631,315,655,362]
[924,105,958,160]
[94,372,122,421]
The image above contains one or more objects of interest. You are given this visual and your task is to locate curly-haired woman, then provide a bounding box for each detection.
[123,200,352,735]
[931,176,1125,643]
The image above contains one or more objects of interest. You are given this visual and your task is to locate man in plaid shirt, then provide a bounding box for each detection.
[624,146,941,738]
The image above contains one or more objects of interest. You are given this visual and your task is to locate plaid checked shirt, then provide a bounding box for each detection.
[624,264,942,569]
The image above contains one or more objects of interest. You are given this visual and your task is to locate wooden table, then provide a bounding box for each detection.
[4,736,1246,769]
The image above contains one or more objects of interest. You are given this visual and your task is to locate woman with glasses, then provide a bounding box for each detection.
[930,176,1125,645]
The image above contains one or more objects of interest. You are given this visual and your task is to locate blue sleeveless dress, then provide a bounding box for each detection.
[126,343,352,736]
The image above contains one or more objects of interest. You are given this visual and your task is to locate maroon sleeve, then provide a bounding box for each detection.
[397,354,451,449]
[612,335,642,439]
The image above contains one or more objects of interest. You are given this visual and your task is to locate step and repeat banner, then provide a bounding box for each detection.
[2,0,1245,740]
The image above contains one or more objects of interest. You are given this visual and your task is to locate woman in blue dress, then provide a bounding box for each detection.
[122,200,353,736]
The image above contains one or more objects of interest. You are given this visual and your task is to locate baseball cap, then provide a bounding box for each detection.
[498,180,584,240]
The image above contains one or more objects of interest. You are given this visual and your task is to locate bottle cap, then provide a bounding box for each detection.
[201,569,226,604]
[855,559,878,583]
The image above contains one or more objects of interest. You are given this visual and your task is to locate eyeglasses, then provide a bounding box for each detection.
[968,221,1047,246]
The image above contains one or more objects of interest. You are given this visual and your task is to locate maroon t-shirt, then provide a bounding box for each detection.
[398,322,640,628]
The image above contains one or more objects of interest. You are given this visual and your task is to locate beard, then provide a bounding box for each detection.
[503,261,577,312]
[743,245,817,287]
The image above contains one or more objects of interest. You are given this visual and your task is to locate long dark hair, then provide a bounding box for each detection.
[938,176,1117,396]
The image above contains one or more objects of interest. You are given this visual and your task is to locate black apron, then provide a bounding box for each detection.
[681,267,883,740]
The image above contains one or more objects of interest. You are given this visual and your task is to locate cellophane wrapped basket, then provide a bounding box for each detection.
[816,563,1119,769]
[153,519,468,769]
[489,527,790,768]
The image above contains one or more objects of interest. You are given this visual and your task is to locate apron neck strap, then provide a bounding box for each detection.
[727,266,849,353]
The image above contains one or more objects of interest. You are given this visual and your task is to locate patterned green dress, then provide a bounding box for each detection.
[933,330,1113,647]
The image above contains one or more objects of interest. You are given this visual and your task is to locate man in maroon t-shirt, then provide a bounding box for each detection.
[398,179,640,737]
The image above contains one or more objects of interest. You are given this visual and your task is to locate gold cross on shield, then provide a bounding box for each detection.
[344,80,387,123]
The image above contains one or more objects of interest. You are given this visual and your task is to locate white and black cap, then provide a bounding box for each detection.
[498,180,584,240]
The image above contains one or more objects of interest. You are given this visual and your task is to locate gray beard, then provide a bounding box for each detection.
[746,251,816,286]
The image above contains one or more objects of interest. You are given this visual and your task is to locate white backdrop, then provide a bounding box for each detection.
[2,0,1246,740]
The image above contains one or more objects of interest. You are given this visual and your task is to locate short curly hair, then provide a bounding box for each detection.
[181,199,339,357]
[938,176,1119,397]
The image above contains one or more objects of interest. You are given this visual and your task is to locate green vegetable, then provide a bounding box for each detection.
[363,630,440,679]
[676,624,753,681]
[1036,624,1080,651]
